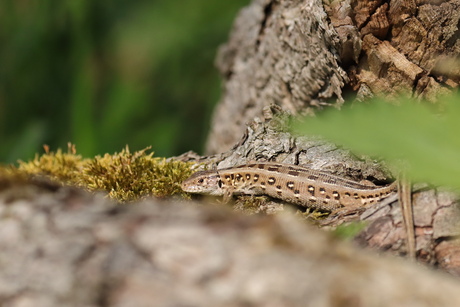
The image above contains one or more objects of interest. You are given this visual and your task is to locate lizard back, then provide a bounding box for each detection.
[182,162,397,211]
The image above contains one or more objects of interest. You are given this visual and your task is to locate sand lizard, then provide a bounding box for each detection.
[181,162,397,211]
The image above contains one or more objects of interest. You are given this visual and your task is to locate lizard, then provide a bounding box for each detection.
[181,162,397,211]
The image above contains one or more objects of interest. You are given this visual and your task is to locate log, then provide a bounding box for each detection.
[1,176,460,306]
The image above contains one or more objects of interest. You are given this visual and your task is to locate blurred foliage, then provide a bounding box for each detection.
[0,0,249,163]
[293,93,460,189]
[14,144,194,202]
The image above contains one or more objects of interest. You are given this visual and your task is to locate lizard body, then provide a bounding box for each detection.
[181,162,397,211]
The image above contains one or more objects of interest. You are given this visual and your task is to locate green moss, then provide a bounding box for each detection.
[296,208,330,221]
[80,146,193,202]
[332,221,368,239]
[5,144,194,203]
[0,165,29,187]
[17,144,88,185]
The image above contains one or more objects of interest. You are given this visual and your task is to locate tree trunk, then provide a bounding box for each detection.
[206,0,348,154]
[206,0,460,154]
[195,0,460,272]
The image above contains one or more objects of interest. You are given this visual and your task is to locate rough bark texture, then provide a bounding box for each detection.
[179,110,460,275]
[206,0,460,154]
[328,0,460,101]
[1,177,460,307]
[353,187,460,272]
[206,0,348,154]
[197,0,460,275]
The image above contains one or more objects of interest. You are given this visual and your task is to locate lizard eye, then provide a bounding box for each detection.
[198,178,204,184]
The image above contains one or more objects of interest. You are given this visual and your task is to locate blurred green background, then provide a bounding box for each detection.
[0,0,249,164]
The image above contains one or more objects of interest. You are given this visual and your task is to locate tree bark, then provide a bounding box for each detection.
[179,109,460,275]
[206,0,347,154]
[195,0,460,273]
[206,0,460,154]
[1,177,460,306]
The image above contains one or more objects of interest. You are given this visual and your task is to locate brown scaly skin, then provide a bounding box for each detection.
[181,162,397,211]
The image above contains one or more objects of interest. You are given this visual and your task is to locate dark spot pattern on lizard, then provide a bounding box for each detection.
[333,191,340,200]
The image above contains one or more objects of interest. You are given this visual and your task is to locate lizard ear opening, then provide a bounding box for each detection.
[218,179,223,188]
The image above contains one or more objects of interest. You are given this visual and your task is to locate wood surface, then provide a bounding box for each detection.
[206,0,460,153]
[1,177,460,306]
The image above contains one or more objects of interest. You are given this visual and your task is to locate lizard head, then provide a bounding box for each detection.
[181,170,224,196]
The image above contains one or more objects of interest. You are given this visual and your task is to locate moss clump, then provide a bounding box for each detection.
[17,144,88,185]
[8,144,194,203]
[331,221,368,239]
[82,146,193,202]
[296,208,330,221]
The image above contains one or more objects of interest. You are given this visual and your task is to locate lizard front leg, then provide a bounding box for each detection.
[222,188,234,203]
